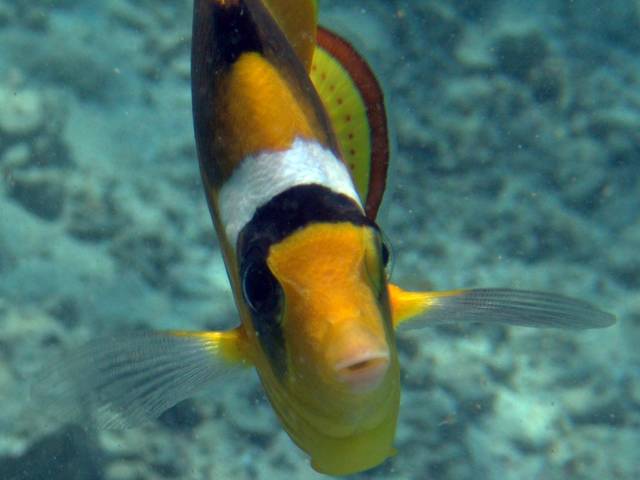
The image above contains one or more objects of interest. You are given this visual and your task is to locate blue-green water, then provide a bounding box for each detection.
[0,1,638,479]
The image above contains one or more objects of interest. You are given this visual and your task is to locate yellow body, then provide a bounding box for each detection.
[192,1,401,472]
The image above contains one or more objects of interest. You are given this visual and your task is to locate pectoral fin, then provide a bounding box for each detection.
[388,284,616,330]
[32,328,251,429]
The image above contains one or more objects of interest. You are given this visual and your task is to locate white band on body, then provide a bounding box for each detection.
[219,138,362,247]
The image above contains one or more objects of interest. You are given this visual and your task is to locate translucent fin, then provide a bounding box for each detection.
[31,329,250,429]
[262,0,318,71]
[389,285,616,330]
[311,27,389,220]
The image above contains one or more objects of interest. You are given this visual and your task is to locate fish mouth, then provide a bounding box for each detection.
[334,350,390,394]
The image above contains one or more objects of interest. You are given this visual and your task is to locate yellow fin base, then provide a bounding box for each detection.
[388,284,616,330]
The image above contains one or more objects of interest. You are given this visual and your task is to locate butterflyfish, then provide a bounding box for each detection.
[36,0,616,475]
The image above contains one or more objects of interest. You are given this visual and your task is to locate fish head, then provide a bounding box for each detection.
[241,220,400,474]
[269,222,393,393]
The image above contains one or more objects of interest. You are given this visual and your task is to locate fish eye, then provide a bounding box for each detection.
[381,241,390,268]
[380,232,393,279]
[242,258,281,315]
[364,228,392,294]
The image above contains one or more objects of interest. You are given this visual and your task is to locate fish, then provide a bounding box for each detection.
[36,0,616,475]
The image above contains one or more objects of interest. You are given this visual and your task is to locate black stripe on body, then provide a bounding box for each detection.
[237,184,377,378]
[238,184,374,258]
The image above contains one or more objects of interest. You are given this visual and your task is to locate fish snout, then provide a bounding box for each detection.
[323,318,391,394]
[334,349,390,394]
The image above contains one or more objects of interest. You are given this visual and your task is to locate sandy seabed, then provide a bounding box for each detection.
[0,1,638,479]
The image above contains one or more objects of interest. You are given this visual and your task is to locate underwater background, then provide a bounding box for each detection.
[0,0,638,478]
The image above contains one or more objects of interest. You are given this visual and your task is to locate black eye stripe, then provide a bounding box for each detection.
[242,258,281,315]
[239,244,286,376]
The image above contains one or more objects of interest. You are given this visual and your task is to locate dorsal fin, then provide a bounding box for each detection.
[262,0,318,71]
[310,27,389,220]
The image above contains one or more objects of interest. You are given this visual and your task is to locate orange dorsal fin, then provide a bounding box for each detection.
[263,0,318,71]
[311,27,389,220]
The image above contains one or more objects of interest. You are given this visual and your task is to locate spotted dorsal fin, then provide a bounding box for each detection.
[310,27,389,220]
[262,0,318,71]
